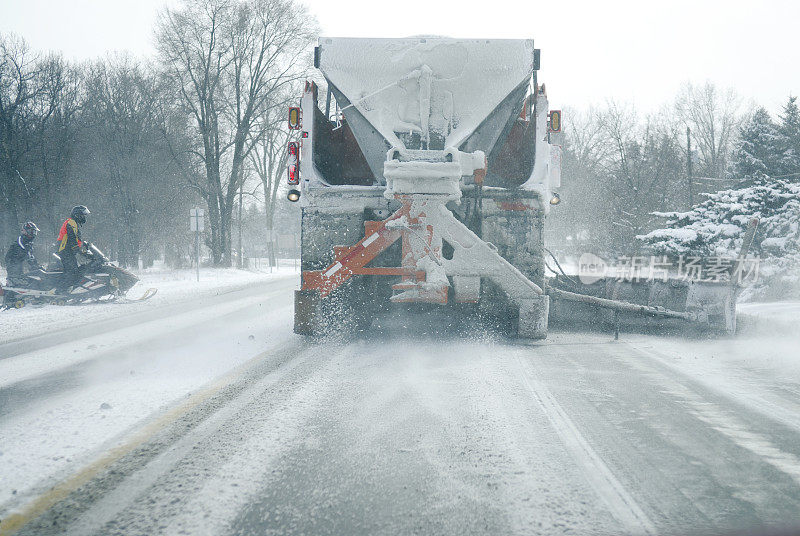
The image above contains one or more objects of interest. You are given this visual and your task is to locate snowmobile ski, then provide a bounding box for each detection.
[118,287,158,303]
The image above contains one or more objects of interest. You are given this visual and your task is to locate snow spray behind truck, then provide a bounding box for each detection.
[284,37,741,338]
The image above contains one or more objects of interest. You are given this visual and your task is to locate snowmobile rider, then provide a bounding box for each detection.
[4,222,42,284]
[57,205,90,292]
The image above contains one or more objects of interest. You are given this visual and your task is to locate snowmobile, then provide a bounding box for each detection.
[1,243,155,308]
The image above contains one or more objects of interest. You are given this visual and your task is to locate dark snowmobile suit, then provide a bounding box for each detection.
[5,236,40,283]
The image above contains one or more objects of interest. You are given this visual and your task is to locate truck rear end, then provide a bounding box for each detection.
[284,35,746,338]
[287,37,562,338]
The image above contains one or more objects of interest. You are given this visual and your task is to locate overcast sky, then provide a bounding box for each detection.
[1,0,798,114]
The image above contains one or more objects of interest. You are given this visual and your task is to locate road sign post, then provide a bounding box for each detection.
[266,229,275,273]
[190,208,205,282]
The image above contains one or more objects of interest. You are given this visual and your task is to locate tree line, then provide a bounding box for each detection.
[4,10,795,277]
[546,82,799,296]
[1,0,315,269]
[547,82,747,255]
[639,99,800,297]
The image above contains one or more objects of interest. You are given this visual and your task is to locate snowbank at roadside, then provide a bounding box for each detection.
[0,266,297,344]
[0,274,297,515]
[736,301,800,334]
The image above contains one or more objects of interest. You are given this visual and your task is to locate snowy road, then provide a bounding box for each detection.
[3,278,800,535]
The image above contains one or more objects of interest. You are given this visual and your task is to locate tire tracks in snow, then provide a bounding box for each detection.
[3,337,330,536]
[513,351,657,535]
[0,281,295,390]
[620,342,800,488]
[625,340,800,437]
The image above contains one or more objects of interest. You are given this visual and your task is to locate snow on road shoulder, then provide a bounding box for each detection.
[0,292,276,389]
[737,301,800,334]
[0,266,297,344]
[0,277,297,514]
[624,323,800,436]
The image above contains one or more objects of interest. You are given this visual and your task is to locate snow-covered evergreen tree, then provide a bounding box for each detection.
[639,106,800,298]
[732,107,781,178]
[777,96,800,178]
[640,176,799,258]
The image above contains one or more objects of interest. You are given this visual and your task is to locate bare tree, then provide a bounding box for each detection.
[0,33,203,270]
[249,91,293,264]
[156,0,315,266]
[0,34,46,248]
[599,102,685,251]
[81,57,168,266]
[27,54,80,235]
[675,82,742,180]
[545,106,614,252]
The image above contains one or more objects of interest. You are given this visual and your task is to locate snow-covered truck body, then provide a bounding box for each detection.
[288,37,562,338]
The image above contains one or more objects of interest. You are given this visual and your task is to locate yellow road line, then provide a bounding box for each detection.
[0,341,296,535]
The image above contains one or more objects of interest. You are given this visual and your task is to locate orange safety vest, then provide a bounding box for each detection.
[57,218,83,252]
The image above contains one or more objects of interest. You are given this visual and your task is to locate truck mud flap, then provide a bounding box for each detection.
[294,289,322,335]
[518,295,550,339]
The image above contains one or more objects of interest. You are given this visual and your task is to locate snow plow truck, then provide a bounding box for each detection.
[286,37,742,338]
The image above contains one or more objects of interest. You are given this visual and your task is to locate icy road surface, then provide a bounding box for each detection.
[2,280,800,535]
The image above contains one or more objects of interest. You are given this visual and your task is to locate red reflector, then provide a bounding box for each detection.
[287,164,299,185]
[288,142,299,166]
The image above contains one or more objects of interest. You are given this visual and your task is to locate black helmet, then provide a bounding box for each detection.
[71,205,90,225]
[21,221,39,243]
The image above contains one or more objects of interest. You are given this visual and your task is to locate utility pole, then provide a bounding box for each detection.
[195,227,200,282]
[686,126,694,208]
[190,208,204,282]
